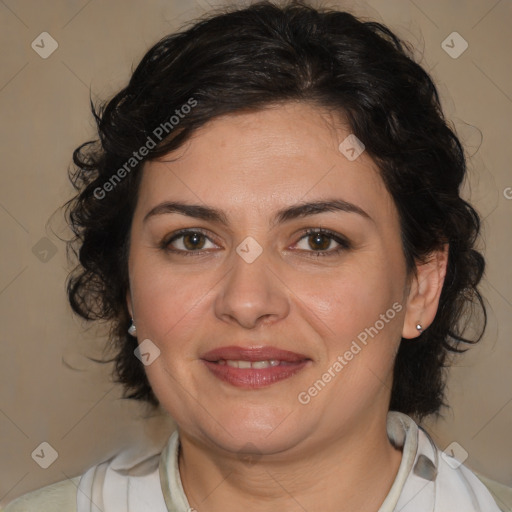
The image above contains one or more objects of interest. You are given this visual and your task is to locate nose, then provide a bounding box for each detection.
[213,246,290,329]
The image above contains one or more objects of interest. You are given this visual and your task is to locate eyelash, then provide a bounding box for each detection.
[160,228,351,258]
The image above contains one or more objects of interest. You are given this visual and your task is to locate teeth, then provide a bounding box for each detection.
[221,359,282,368]
[252,360,270,369]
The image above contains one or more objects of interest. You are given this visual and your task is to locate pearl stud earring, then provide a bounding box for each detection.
[128,318,137,336]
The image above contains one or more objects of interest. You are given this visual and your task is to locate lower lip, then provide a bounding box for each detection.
[202,360,310,388]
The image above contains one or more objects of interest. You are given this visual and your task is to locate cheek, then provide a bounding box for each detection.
[129,254,216,353]
[295,259,402,339]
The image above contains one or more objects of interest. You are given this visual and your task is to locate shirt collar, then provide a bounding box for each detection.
[158,411,434,512]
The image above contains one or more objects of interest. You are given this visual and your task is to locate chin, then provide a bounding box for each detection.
[198,407,309,455]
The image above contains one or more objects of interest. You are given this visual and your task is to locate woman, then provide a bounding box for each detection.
[3,1,508,510]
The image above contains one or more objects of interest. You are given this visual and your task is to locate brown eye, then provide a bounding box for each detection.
[307,232,332,251]
[162,230,218,254]
[182,232,206,250]
[294,229,350,257]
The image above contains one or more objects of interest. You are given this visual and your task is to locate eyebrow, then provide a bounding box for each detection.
[143,199,373,227]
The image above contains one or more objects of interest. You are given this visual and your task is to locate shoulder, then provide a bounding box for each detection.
[474,471,512,512]
[1,476,80,512]
[451,465,512,512]
[387,412,509,512]
[1,435,175,512]
[419,426,510,512]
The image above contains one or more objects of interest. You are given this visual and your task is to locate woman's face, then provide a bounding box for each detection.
[127,101,412,455]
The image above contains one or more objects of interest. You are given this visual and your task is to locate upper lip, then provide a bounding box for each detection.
[201,346,310,362]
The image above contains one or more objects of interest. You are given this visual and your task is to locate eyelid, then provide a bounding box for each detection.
[160,228,220,253]
[291,228,351,254]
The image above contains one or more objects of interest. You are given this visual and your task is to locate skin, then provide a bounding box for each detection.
[126,101,448,512]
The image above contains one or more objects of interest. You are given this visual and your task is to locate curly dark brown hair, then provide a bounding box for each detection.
[65,0,486,420]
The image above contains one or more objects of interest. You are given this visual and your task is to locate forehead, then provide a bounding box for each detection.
[138,102,392,220]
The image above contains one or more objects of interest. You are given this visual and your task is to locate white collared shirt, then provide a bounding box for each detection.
[3,411,506,511]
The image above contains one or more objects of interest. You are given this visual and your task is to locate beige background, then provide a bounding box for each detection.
[1,0,511,505]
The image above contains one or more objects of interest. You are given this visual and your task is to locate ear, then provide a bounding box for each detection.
[402,244,449,339]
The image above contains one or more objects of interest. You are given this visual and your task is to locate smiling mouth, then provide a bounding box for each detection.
[201,356,311,388]
[216,359,299,368]
[200,345,311,388]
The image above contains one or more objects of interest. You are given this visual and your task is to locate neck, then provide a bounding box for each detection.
[178,413,403,512]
